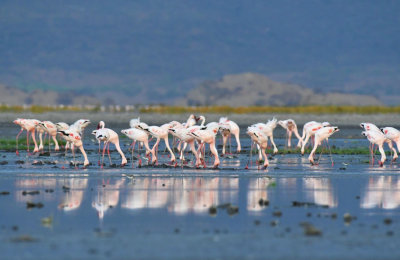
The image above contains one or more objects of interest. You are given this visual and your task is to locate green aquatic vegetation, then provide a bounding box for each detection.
[0,138,66,151]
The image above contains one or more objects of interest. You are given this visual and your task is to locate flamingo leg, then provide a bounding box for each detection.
[107,142,112,166]
[131,141,136,168]
[101,142,107,169]
[16,129,23,155]
[163,136,176,162]
[26,131,30,153]
[97,141,101,166]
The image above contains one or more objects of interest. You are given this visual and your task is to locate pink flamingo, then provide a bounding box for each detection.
[169,126,201,167]
[362,130,388,166]
[278,119,302,148]
[38,121,60,152]
[247,126,269,168]
[300,121,331,155]
[94,121,127,167]
[188,123,220,168]
[137,122,176,164]
[219,117,241,155]
[13,118,41,155]
[121,128,154,167]
[361,123,398,161]
[57,129,89,167]
[185,114,197,128]
[381,127,400,155]
[250,117,279,154]
[308,126,339,165]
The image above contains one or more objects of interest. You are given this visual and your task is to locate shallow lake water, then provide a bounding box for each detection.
[1,123,400,259]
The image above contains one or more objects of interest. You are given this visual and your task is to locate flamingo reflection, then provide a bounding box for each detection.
[361,176,400,209]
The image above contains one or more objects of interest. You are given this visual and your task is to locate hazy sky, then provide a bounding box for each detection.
[0,0,399,103]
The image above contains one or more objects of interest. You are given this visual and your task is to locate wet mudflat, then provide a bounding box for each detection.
[1,124,400,259]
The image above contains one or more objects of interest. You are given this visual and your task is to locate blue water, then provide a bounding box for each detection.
[1,130,400,259]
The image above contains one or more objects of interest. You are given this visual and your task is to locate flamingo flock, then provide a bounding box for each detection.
[11,115,398,169]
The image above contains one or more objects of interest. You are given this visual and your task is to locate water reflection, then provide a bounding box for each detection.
[121,177,238,215]
[59,178,88,211]
[92,178,125,219]
[11,175,400,221]
[303,178,337,207]
[361,176,400,209]
[247,177,273,213]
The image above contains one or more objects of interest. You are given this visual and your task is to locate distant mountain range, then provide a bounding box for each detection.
[0,1,399,104]
[1,73,382,107]
[181,73,382,106]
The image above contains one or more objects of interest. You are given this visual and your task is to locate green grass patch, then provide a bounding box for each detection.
[0,138,66,151]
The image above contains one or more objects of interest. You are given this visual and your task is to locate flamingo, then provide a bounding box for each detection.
[56,122,70,151]
[38,121,60,152]
[278,119,302,148]
[185,114,197,128]
[168,125,201,167]
[308,126,339,165]
[250,117,279,157]
[300,121,331,155]
[246,126,269,168]
[188,123,220,168]
[56,120,90,153]
[362,130,388,166]
[13,118,41,155]
[94,121,127,167]
[136,122,176,165]
[121,128,155,167]
[381,127,400,155]
[219,117,241,155]
[57,129,89,168]
[361,123,398,161]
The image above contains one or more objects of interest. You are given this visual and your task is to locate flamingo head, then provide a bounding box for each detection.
[97,121,105,130]
[13,118,23,126]
[361,131,368,137]
[75,119,91,129]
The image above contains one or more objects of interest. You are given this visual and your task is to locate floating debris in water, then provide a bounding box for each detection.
[45,189,54,193]
[0,191,10,195]
[0,161,8,165]
[226,205,239,216]
[300,222,322,236]
[292,201,329,208]
[22,190,40,196]
[258,198,269,207]
[26,202,44,209]
[32,161,44,165]
[209,203,239,216]
[272,211,282,217]
[384,218,393,225]
[62,186,70,192]
[209,206,217,216]
[10,235,39,243]
[41,216,53,228]
[343,213,356,224]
